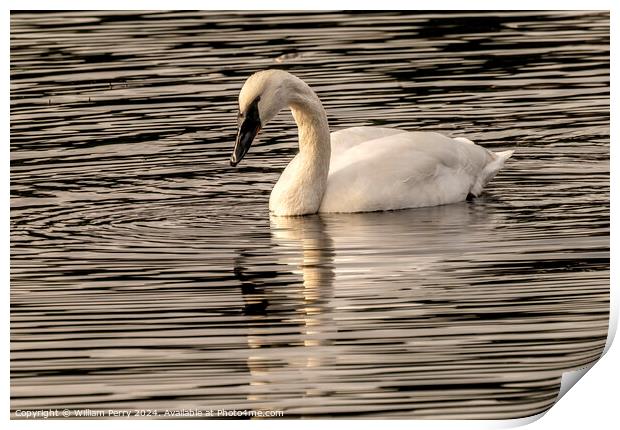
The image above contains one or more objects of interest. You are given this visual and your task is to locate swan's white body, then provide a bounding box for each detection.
[234,70,514,216]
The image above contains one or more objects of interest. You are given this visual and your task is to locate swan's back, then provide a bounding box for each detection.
[320,127,513,213]
[329,127,407,157]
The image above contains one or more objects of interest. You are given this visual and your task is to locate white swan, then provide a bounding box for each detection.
[231,70,514,216]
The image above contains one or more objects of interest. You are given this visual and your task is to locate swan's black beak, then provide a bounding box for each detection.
[231,119,260,167]
[231,97,262,167]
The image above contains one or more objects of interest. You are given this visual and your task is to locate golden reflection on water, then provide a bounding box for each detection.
[245,216,335,405]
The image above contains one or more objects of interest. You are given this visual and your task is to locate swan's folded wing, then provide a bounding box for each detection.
[321,131,491,213]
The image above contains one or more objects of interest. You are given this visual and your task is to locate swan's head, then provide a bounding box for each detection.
[230,70,291,167]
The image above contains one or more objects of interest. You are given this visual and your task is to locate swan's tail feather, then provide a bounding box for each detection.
[470,149,515,196]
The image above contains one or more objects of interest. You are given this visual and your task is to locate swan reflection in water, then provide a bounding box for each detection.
[233,202,514,415]
[236,214,336,409]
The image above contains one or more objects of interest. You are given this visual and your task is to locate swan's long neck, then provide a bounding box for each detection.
[269,80,331,216]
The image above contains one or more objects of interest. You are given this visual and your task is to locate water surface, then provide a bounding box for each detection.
[10,10,609,419]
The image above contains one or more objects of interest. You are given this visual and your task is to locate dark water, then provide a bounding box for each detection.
[10,11,609,419]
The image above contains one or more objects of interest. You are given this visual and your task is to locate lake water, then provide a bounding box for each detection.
[10,10,609,419]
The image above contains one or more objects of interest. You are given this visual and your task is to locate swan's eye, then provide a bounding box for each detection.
[237,96,260,126]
